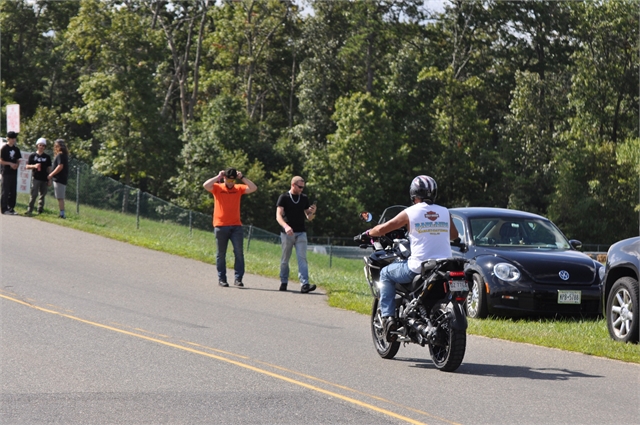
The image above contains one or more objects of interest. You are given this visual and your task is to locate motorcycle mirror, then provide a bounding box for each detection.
[360,211,373,223]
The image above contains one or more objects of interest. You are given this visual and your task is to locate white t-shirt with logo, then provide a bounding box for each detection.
[406,202,453,273]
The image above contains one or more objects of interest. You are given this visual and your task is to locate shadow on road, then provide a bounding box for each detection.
[397,358,603,380]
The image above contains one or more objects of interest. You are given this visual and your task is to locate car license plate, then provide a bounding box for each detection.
[558,290,581,304]
[449,280,468,292]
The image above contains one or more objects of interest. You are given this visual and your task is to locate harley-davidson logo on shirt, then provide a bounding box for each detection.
[425,211,439,221]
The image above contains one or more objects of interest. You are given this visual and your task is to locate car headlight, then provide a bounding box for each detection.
[493,263,521,282]
[598,266,605,282]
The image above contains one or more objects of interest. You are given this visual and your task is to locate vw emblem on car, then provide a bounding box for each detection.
[559,270,570,281]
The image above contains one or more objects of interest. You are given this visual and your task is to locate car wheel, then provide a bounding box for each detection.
[606,276,639,343]
[466,273,488,319]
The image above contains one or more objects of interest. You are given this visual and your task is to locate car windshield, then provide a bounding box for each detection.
[378,205,408,224]
[470,217,571,249]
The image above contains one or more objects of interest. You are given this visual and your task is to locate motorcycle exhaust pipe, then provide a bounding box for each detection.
[407,318,435,341]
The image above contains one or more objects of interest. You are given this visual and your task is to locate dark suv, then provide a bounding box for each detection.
[602,237,639,343]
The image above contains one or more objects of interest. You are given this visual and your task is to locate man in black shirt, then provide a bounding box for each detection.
[1,131,22,215]
[275,176,318,293]
[25,138,52,215]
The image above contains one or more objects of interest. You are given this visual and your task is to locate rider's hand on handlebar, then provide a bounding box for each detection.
[354,230,373,244]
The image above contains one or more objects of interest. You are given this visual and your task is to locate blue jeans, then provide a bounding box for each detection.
[215,226,244,282]
[280,232,309,285]
[379,260,418,317]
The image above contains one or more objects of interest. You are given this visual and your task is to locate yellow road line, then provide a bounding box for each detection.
[0,293,460,425]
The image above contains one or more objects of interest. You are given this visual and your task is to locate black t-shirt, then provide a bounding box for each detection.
[1,144,22,176]
[276,192,310,233]
[28,152,52,181]
[52,153,69,184]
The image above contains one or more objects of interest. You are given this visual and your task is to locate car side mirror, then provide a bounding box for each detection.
[569,239,582,250]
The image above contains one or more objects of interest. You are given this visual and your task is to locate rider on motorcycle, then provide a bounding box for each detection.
[365,176,458,340]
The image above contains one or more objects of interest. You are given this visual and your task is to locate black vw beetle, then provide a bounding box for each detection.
[449,207,603,318]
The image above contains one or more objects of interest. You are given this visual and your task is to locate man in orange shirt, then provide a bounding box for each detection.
[203,168,257,287]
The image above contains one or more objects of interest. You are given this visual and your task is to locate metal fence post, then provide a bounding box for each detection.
[136,189,141,230]
[328,237,333,268]
[189,210,193,236]
[75,165,80,214]
[247,225,253,251]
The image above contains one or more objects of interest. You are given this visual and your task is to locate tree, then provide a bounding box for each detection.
[548,0,639,242]
[420,66,497,208]
[143,0,211,133]
[1,0,49,118]
[306,92,407,235]
[65,0,177,203]
[500,71,570,214]
[204,0,296,119]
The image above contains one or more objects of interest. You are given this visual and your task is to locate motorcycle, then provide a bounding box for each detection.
[354,205,470,372]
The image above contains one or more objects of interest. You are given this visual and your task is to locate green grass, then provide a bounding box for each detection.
[14,195,640,363]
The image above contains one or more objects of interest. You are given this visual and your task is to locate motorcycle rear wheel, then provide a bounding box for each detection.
[428,303,466,372]
[371,299,400,359]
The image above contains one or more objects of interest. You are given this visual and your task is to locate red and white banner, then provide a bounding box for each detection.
[6,104,20,133]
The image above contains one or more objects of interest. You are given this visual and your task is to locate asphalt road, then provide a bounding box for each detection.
[1,215,638,425]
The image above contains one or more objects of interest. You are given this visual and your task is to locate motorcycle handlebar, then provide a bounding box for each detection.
[354,231,369,242]
[355,231,379,244]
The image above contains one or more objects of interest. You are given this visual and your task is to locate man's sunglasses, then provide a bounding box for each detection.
[295,184,305,189]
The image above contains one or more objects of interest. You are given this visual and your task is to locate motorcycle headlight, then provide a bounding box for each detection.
[493,263,521,282]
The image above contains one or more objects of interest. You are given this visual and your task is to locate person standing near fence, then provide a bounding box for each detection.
[275,176,318,293]
[203,168,257,288]
[1,131,22,215]
[47,139,69,219]
[25,138,52,215]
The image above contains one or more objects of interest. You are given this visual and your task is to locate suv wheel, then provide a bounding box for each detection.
[606,276,639,343]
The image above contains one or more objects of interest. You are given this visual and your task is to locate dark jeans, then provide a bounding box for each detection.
[1,173,17,213]
[214,226,245,282]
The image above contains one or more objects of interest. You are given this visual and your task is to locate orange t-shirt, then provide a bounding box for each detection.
[210,183,248,227]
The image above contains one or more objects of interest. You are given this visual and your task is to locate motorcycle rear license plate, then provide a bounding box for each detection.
[558,290,581,304]
[449,280,468,292]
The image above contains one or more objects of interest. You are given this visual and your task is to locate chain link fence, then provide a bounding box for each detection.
[62,158,608,265]
[65,159,364,265]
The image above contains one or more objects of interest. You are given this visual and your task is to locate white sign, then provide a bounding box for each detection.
[17,154,32,194]
[6,104,20,133]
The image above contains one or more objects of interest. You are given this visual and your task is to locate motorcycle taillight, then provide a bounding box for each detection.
[448,271,465,278]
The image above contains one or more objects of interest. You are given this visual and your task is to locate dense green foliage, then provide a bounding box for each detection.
[2,0,639,242]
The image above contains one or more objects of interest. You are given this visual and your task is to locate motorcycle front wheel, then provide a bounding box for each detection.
[371,298,400,359]
[428,303,466,372]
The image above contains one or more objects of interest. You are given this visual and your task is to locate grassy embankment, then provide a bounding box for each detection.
[14,195,640,364]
